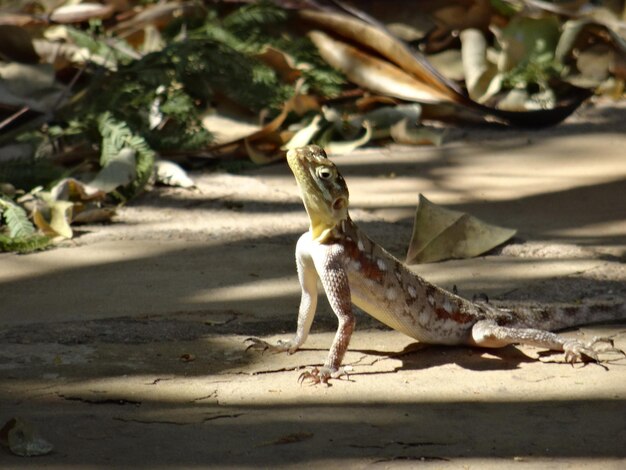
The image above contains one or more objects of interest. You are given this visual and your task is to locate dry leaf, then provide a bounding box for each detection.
[0,62,64,113]
[406,194,516,264]
[284,114,323,150]
[308,30,448,104]
[256,46,302,83]
[49,3,114,24]
[72,205,116,224]
[459,28,500,103]
[211,84,319,163]
[33,200,74,239]
[0,418,53,457]
[244,138,284,165]
[89,148,137,193]
[300,9,464,102]
[49,178,105,202]
[155,160,195,188]
[325,120,372,155]
[389,119,444,146]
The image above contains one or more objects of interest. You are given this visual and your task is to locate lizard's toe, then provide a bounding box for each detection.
[563,337,624,364]
[298,366,351,385]
[298,368,324,385]
[245,337,293,354]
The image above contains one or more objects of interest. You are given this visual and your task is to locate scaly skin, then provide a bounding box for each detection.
[247,145,625,383]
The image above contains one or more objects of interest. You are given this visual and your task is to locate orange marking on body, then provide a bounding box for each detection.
[435,307,474,324]
[343,237,385,284]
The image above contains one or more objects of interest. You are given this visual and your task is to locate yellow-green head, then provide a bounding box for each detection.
[286,145,349,243]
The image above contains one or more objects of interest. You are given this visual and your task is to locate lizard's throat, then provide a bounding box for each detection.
[302,197,348,243]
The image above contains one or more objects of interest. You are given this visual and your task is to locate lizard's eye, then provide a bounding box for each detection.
[317,167,333,180]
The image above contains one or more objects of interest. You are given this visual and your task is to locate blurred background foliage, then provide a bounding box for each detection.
[0,0,624,252]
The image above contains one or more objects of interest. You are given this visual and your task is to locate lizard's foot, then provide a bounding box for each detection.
[244,337,299,354]
[298,366,352,385]
[563,336,625,364]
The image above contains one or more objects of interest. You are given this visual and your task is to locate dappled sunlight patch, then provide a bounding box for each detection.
[187,276,300,304]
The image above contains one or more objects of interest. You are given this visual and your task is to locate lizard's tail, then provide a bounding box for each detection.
[493,296,626,332]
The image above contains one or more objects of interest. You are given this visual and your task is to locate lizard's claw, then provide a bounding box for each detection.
[244,337,296,354]
[298,366,352,385]
[563,337,625,364]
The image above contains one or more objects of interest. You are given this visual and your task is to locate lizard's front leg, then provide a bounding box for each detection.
[299,243,355,384]
[246,233,319,354]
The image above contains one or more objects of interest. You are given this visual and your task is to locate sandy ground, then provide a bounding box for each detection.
[1,101,625,468]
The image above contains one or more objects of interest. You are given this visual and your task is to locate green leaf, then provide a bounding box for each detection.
[0,196,36,238]
[0,234,51,253]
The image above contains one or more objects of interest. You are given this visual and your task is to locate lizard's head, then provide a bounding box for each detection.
[287,145,349,243]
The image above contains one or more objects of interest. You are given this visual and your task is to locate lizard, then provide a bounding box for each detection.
[247,145,625,384]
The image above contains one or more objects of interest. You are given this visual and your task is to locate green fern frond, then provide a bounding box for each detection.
[222,1,286,39]
[96,112,156,197]
[0,196,36,238]
[0,233,51,254]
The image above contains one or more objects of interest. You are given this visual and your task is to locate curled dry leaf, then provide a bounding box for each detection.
[212,84,319,163]
[325,120,372,156]
[353,103,422,136]
[0,418,53,457]
[244,138,284,165]
[32,200,74,239]
[284,114,324,150]
[459,28,500,103]
[406,194,516,264]
[389,119,445,146]
[49,3,115,24]
[256,46,302,84]
[556,18,626,84]
[308,30,449,104]
[300,9,463,101]
[49,178,106,202]
[304,5,592,127]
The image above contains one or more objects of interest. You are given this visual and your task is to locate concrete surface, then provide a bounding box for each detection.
[1,102,625,468]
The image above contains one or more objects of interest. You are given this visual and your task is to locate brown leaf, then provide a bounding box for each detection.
[308,30,449,103]
[49,178,106,202]
[303,6,590,127]
[208,84,319,162]
[256,46,302,83]
[72,205,116,224]
[300,9,465,102]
